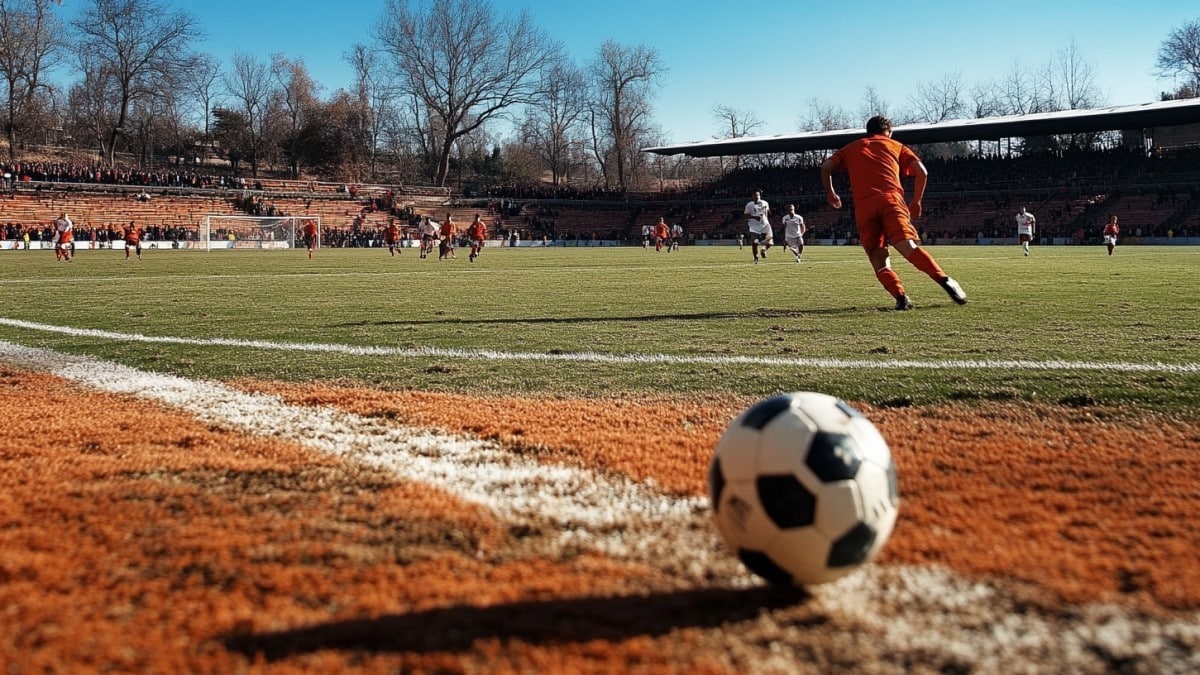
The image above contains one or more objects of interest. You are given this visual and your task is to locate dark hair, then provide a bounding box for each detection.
[866,115,892,135]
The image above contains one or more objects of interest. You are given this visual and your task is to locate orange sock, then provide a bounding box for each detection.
[876,267,905,298]
[907,247,946,281]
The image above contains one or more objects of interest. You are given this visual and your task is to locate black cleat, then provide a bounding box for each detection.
[939,277,968,304]
[895,295,914,310]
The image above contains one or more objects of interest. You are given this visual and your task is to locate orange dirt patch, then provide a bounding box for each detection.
[242,380,1200,613]
[1,368,709,672]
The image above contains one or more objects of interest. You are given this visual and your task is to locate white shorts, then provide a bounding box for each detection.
[1103,235,1117,246]
[747,220,766,235]
[786,236,803,250]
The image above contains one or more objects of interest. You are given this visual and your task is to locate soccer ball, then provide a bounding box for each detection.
[709,392,900,586]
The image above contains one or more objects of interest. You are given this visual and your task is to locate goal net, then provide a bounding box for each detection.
[200,215,321,251]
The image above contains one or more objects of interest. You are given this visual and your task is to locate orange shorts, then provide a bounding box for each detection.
[854,193,919,252]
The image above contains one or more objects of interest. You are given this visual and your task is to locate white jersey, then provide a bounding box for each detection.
[670,224,683,238]
[642,225,652,237]
[53,216,72,243]
[419,220,439,237]
[744,199,770,234]
[781,214,805,239]
[1016,212,1036,236]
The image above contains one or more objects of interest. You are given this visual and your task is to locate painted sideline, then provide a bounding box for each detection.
[2,317,1198,374]
[1,339,1196,671]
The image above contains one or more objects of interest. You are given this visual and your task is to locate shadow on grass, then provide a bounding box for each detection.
[223,585,808,659]
[335,307,867,327]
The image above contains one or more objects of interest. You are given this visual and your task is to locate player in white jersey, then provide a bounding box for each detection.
[1015,206,1036,256]
[418,217,439,259]
[641,223,652,249]
[53,212,74,262]
[780,203,806,263]
[744,190,771,263]
[669,223,683,252]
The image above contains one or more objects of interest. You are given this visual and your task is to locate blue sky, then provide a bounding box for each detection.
[64,1,1200,143]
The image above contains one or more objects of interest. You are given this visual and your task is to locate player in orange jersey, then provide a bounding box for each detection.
[652,217,670,252]
[438,214,457,260]
[1103,215,1119,255]
[123,221,143,260]
[821,115,967,310]
[383,218,402,257]
[52,212,74,261]
[301,220,319,259]
[467,214,487,262]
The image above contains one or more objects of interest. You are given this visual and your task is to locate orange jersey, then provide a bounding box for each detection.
[653,223,669,239]
[124,227,141,244]
[1103,222,1119,236]
[384,225,400,243]
[467,221,486,240]
[827,134,921,203]
[440,221,456,238]
[302,223,318,239]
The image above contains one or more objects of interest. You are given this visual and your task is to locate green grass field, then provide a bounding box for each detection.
[1,243,1197,414]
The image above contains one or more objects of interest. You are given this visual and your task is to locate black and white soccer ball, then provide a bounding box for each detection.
[709,392,900,586]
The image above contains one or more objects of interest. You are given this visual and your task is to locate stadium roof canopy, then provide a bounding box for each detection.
[642,98,1200,157]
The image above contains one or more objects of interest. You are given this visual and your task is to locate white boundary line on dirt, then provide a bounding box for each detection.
[1,339,1196,671]
[0,338,718,566]
[2,317,1198,374]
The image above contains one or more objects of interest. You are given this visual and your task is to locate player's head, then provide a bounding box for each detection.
[753,190,761,200]
[1018,206,1027,214]
[866,115,892,136]
[786,203,795,213]
[1109,215,1118,222]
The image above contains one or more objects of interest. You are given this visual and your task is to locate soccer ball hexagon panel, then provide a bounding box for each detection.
[709,392,900,586]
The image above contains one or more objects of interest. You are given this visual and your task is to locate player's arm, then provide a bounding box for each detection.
[908,160,928,218]
[820,159,842,209]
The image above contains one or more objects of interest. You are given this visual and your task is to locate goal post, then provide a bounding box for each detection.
[200,215,321,251]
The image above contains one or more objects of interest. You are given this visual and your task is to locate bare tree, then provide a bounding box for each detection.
[588,39,664,191]
[711,104,764,139]
[0,0,65,160]
[524,59,587,185]
[798,98,853,131]
[345,43,396,179]
[909,71,966,123]
[968,80,1003,119]
[1156,17,1200,97]
[223,51,274,176]
[1051,39,1100,110]
[856,86,892,125]
[66,50,120,158]
[374,0,560,187]
[70,0,200,165]
[271,54,320,178]
[1001,59,1042,115]
[710,104,762,171]
[179,53,222,147]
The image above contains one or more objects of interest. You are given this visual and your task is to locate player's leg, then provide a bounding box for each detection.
[867,246,910,309]
[859,203,910,308]
[880,198,966,305]
[751,232,760,262]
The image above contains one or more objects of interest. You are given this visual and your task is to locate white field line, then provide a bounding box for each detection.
[3,317,1198,374]
[1,339,1197,671]
[0,339,723,580]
